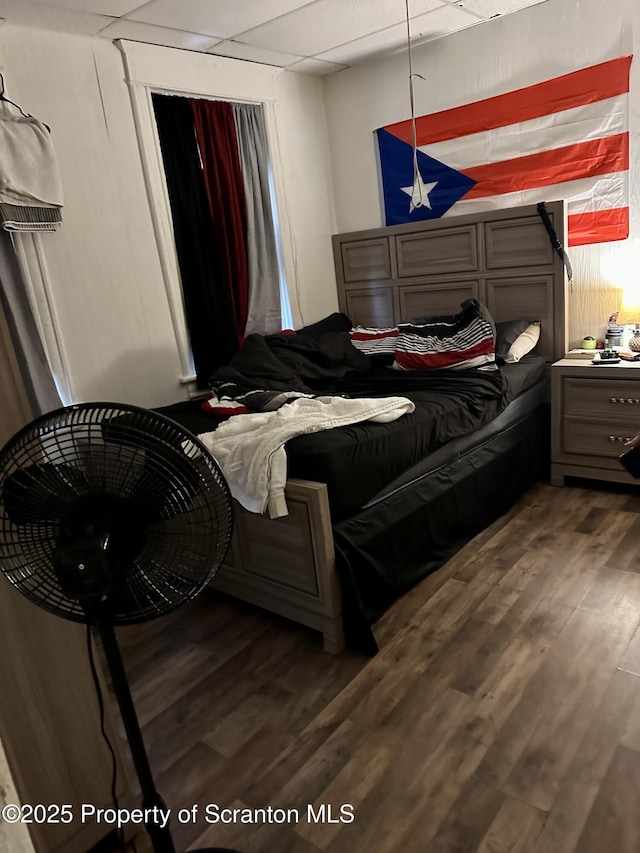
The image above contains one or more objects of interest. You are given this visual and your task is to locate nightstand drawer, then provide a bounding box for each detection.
[562,417,636,462]
[563,377,640,420]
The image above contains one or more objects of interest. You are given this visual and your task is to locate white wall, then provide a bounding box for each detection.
[323,0,639,347]
[0,26,338,407]
[1,27,180,406]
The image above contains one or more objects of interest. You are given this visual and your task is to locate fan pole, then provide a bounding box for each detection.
[91,611,177,853]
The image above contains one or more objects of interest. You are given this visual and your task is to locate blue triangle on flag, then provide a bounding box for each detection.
[376,128,476,225]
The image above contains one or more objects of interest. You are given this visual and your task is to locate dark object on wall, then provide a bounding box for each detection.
[0,402,238,853]
[536,201,573,282]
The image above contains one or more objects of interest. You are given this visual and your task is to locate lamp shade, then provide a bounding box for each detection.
[617,289,640,325]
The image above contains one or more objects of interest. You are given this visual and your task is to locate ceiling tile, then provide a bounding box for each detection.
[206,40,303,67]
[315,24,412,65]
[399,0,449,13]
[287,57,348,76]
[317,4,478,65]
[453,0,548,16]
[127,0,318,40]
[237,0,445,57]
[98,18,220,50]
[0,0,113,35]
[30,0,143,15]
[408,3,482,39]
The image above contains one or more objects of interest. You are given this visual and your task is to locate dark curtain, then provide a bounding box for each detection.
[152,93,238,386]
[190,99,249,341]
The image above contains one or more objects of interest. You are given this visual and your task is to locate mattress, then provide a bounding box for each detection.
[155,355,546,521]
[365,357,547,508]
[286,355,546,519]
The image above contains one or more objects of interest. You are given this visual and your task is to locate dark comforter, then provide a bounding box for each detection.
[201,331,510,519]
[209,331,373,402]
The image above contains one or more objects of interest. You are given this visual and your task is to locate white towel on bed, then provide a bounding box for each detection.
[197,395,415,518]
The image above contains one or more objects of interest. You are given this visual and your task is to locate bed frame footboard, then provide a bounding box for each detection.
[211,478,345,653]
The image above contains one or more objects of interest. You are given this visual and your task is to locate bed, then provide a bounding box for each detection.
[157,201,568,654]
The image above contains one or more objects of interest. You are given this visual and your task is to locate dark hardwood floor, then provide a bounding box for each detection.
[109,480,640,852]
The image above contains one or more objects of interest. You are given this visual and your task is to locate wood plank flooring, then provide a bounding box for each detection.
[101,480,640,852]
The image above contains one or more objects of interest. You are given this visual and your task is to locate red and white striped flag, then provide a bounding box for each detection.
[380,56,632,247]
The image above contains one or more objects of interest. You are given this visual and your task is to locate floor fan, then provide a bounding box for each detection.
[0,402,241,853]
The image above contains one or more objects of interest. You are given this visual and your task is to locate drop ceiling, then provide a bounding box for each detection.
[0,0,549,75]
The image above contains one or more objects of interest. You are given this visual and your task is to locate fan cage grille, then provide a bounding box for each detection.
[0,403,233,624]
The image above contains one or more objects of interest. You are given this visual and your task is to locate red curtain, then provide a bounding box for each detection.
[191,99,249,341]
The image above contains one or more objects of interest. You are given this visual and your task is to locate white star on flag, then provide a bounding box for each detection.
[402,172,438,212]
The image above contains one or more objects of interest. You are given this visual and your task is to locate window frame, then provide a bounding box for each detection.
[119,40,295,395]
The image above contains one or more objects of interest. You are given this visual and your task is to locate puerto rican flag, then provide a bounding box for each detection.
[376,55,632,247]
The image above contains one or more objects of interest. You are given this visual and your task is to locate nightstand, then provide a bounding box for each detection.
[551,358,640,487]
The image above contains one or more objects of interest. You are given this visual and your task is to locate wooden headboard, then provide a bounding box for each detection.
[332,201,568,363]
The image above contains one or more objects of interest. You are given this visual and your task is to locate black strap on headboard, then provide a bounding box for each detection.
[537,201,573,282]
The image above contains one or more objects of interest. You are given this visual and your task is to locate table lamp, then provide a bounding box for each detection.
[616,288,640,352]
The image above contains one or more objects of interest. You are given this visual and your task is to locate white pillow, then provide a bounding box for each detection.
[504,322,541,363]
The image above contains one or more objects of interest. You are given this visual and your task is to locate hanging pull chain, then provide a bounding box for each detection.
[405,0,426,211]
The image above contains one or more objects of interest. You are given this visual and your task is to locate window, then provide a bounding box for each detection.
[152,93,291,387]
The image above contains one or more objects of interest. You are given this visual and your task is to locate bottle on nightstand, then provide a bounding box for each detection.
[605,310,624,349]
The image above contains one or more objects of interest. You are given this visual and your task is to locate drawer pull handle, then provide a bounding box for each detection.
[608,398,640,404]
[609,435,632,442]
